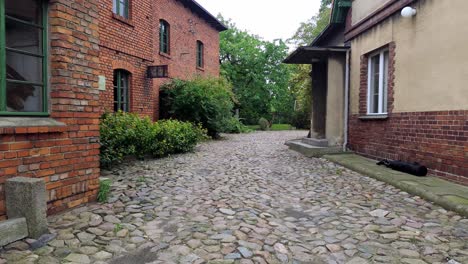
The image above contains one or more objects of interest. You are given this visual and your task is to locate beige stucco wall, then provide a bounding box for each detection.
[351,0,391,25]
[350,0,468,114]
[326,55,345,146]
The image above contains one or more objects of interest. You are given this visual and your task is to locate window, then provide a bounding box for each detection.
[113,0,129,19]
[196,41,204,68]
[1,0,48,116]
[113,70,130,112]
[367,49,389,114]
[159,20,170,54]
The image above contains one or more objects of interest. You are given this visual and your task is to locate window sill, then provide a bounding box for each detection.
[112,13,134,27]
[0,117,67,134]
[359,114,388,120]
[196,66,205,71]
[159,52,171,59]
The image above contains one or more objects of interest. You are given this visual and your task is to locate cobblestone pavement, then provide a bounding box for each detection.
[1,131,467,264]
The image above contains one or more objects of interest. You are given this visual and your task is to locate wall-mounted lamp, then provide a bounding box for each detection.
[401,6,417,18]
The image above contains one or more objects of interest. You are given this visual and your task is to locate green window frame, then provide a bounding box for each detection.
[159,20,170,54]
[113,0,129,19]
[196,40,204,68]
[113,70,130,112]
[0,0,49,116]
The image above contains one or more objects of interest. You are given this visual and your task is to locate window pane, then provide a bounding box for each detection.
[113,71,130,112]
[113,0,118,14]
[6,83,43,112]
[369,55,380,113]
[6,18,42,55]
[6,52,43,84]
[6,0,41,24]
[119,0,127,17]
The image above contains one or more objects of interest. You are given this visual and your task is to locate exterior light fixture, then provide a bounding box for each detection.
[401,6,417,18]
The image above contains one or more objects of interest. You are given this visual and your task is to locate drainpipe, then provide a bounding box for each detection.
[343,49,350,152]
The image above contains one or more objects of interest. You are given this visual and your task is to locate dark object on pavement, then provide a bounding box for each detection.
[377,159,428,176]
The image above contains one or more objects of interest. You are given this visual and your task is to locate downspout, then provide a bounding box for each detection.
[343,49,350,152]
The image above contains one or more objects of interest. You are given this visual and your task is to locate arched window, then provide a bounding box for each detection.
[113,70,130,112]
[1,0,48,115]
[196,41,204,68]
[159,20,170,54]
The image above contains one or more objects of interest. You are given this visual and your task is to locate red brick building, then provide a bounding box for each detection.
[0,0,101,219]
[98,0,226,120]
[0,0,225,220]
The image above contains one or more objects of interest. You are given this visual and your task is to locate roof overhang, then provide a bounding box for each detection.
[177,0,228,31]
[283,46,349,64]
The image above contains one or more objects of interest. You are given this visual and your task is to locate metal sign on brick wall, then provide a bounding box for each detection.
[147,65,168,78]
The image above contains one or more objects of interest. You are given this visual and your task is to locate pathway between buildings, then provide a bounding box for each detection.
[1,131,467,264]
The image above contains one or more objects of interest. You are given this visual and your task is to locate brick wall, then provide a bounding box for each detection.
[99,0,223,120]
[349,41,468,185]
[98,0,156,118]
[0,0,101,219]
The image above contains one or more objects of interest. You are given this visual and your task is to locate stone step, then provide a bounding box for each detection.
[0,217,28,247]
[285,140,344,157]
[301,137,329,147]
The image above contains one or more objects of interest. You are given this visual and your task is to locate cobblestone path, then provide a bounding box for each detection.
[1,131,467,264]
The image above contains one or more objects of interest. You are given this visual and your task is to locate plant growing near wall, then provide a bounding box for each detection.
[99,112,207,167]
[97,178,112,203]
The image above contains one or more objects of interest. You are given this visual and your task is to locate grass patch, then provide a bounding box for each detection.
[247,124,295,131]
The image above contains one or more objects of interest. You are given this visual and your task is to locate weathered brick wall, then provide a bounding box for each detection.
[97,0,156,117]
[153,0,221,79]
[348,111,468,185]
[98,0,222,120]
[0,0,101,219]
[153,0,222,119]
[349,41,467,184]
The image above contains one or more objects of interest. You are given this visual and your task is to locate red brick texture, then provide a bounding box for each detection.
[98,0,222,120]
[0,0,101,219]
[349,42,468,185]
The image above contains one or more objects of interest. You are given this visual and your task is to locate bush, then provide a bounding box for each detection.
[291,110,310,130]
[258,117,270,131]
[161,77,235,138]
[100,111,206,167]
[221,117,252,134]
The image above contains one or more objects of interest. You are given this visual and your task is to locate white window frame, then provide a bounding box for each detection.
[367,49,388,115]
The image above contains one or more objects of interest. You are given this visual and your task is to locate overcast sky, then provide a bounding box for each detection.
[195,0,321,42]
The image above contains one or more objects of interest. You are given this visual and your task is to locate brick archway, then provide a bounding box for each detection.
[112,60,136,73]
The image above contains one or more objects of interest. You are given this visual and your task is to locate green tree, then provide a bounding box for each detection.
[219,16,293,124]
[287,0,332,128]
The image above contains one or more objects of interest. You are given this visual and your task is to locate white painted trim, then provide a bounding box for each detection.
[378,52,385,114]
[367,57,372,114]
[366,49,389,115]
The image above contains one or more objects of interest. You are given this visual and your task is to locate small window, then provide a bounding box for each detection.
[196,41,204,68]
[159,20,170,54]
[113,70,130,112]
[113,0,129,19]
[1,0,48,115]
[367,49,389,114]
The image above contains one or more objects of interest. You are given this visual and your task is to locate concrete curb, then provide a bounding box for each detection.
[324,154,468,218]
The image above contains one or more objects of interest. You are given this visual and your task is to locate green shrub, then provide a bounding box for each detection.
[150,120,207,157]
[222,117,252,134]
[161,77,235,138]
[100,112,206,167]
[258,117,270,131]
[291,110,310,129]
